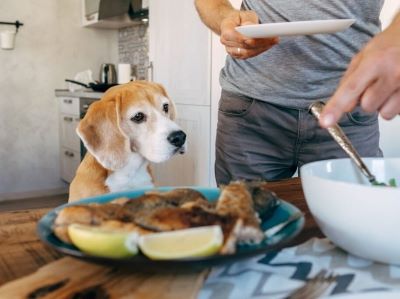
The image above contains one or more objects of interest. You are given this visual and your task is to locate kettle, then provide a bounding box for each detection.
[99,63,117,84]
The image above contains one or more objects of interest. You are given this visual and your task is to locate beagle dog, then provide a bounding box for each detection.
[68,81,186,202]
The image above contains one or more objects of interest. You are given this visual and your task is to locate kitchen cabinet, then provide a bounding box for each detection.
[80,0,146,29]
[148,0,239,187]
[58,97,81,183]
[148,0,211,106]
[148,0,212,186]
[56,91,102,183]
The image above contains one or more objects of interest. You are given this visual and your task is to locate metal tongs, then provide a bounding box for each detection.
[309,101,380,185]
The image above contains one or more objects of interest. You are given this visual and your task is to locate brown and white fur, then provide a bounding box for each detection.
[68,81,186,202]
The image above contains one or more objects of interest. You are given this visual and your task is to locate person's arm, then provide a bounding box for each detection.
[194,0,236,35]
[194,0,279,59]
[320,12,400,127]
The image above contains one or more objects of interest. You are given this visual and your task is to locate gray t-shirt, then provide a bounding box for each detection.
[220,0,384,109]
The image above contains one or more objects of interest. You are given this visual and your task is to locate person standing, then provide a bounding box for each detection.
[195,0,385,185]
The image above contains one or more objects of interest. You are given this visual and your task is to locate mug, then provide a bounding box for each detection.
[0,31,16,50]
[118,63,136,84]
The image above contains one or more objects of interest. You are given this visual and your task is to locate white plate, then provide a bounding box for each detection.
[323,291,400,299]
[235,19,355,38]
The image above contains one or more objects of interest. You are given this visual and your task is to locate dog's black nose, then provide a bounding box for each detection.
[167,130,186,147]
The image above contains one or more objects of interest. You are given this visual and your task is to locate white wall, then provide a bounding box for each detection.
[0,0,118,199]
[379,0,400,157]
[381,0,400,29]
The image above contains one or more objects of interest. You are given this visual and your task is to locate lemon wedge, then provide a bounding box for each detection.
[138,225,224,260]
[68,224,139,258]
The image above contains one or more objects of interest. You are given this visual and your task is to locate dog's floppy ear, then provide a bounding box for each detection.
[77,94,130,171]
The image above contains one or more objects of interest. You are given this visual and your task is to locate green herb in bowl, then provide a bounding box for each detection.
[389,178,397,187]
[372,178,397,187]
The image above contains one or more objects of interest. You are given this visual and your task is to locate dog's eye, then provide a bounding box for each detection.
[163,103,169,113]
[131,112,146,123]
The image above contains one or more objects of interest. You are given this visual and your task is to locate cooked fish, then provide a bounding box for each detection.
[216,181,264,244]
[130,181,279,252]
[132,204,243,254]
[54,203,128,243]
[144,188,207,205]
[53,182,280,255]
[54,189,207,244]
[119,188,208,222]
[243,180,281,220]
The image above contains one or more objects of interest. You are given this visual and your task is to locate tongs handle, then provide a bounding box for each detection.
[309,101,377,184]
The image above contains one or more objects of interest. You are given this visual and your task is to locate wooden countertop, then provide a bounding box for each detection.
[0,178,323,298]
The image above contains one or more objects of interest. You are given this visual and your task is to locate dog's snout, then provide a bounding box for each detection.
[167,130,186,147]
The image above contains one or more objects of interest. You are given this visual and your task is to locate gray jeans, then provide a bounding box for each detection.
[215,90,382,185]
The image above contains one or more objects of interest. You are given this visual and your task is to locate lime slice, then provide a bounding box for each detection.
[138,225,223,260]
[68,224,139,258]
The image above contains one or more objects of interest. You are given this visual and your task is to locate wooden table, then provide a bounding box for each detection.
[0,178,323,298]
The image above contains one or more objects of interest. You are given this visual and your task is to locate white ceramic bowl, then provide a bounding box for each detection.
[300,158,400,264]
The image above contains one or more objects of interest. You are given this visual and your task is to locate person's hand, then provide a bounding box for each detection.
[220,10,279,59]
[320,21,400,127]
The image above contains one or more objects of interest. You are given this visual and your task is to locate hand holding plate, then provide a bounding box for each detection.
[220,10,279,59]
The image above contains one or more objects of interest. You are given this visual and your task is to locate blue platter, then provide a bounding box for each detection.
[37,187,304,270]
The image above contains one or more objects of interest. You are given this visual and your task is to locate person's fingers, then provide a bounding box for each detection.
[338,53,363,86]
[319,22,400,127]
[221,10,278,59]
[379,89,400,120]
[226,46,242,59]
[226,46,263,59]
[239,10,259,25]
[337,58,377,101]
[251,37,279,49]
[243,38,257,48]
[220,29,247,47]
[220,10,258,46]
[227,36,278,49]
[244,43,277,58]
[227,37,279,58]
[229,36,279,51]
[221,36,249,48]
[319,59,377,127]
[226,41,278,59]
[220,12,247,46]
[240,10,278,49]
[359,78,393,113]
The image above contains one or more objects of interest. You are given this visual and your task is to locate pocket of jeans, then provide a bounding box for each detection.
[342,106,378,127]
[218,91,255,117]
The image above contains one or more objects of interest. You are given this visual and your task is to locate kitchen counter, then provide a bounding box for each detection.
[55,89,104,99]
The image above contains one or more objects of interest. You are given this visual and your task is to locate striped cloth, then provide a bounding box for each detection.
[199,238,400,299]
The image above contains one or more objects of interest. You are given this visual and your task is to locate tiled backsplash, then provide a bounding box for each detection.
[118,23,149,80]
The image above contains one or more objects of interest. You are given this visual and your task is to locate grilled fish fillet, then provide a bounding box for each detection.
[54,182,280,254]
[244,180,281,219]
[217,181,263,242]
[54,189,208,243]
[53,203,151,243]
